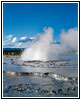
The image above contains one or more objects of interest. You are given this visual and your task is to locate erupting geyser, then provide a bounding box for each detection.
[21,27,78,61]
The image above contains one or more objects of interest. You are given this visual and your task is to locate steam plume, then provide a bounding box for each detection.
[21,27,78,61]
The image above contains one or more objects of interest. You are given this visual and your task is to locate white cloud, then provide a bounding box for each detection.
[60,28,78,51]
[3,35,13,46]
[29,37,36,40]
[54,40,56,43]
[3,44,14,48]
[20,37,27,40]
[5,34,13,42]
[12,37,17,43]
[3,41,5,45]
[6,34,13,39]
[18,42,22,46]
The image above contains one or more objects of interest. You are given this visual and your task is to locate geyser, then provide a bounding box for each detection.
[21,27,78,61]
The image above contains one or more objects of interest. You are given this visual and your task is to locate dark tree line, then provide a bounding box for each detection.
[3,50,23,55]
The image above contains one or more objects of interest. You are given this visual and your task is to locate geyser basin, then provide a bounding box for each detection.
[3,74,78,97]
[3,55,78,77]
[3,55,78,97]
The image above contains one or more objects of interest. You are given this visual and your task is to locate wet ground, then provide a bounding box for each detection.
[3,55,78,97]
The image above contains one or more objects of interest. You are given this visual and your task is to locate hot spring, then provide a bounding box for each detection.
[3,27,78,97]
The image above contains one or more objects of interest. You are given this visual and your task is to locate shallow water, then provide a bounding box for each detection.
[3,55,78,97]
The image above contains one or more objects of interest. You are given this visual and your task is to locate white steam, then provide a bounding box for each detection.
[60,28,78,51]
[21,27,78,61]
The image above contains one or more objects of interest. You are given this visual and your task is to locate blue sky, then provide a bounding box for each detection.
[3,3,78,48]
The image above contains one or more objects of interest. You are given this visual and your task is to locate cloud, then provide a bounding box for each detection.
[20,37,27,40]
[18,42,22,46]
[29,37,36,40]
[6,35,13,40]
[3,34,13,47]
[18,36,28,43]
[12,37,17,43]
[19,36,36,43]
[19,38,32,43]
[53,40,60,44]
[3,41,5,45]
[5,34,13,43]
[3,44,14,48]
